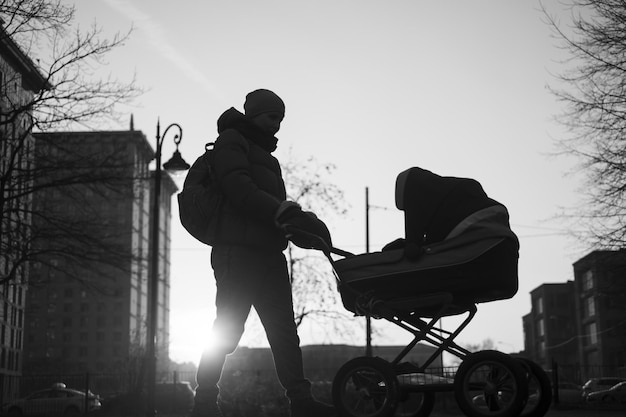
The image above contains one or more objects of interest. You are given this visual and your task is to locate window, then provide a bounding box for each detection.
[582,270,594,291]
[537,319,545,337]
[585,297,596,317]
[535,296,544,314]
[585,322,598,345]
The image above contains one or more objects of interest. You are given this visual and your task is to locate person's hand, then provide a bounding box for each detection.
[275,201,332,249]
[275,201,302,227]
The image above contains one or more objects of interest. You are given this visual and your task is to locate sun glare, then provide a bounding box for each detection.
[170,310,272,365]
[169,311,213,365]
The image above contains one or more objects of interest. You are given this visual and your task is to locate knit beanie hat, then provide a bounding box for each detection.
[244,89,285,118]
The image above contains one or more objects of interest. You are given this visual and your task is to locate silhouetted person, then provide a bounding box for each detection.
[192,89,335,417]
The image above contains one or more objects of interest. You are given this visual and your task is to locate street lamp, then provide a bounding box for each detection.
[364,187,389,357]
[365,187,372,357]
[146,119,190,417]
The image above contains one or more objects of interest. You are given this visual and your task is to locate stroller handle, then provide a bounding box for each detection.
[282,225,354,258]
[330,246,354,258]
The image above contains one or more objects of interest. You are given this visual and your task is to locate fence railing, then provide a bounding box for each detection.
[2,362,625,416]
[550,361,626,385]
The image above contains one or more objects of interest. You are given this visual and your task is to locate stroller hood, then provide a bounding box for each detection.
[334,205,519,314]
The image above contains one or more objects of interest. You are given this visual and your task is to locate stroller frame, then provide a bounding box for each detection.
[371,293,475,373]
[284,167,552,417]
[324,246,552,417]
[286,238,550,417]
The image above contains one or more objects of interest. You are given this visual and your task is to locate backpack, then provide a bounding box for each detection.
[177,142,222,245]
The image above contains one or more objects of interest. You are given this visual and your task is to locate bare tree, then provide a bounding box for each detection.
[0,0,142,287]
[22,132,150,290]
[281,150,361,341]
[544,1,626,248]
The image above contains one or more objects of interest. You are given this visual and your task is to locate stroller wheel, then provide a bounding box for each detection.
[518,358,552,417]
[454,350,529,417]
[332,356,399,417]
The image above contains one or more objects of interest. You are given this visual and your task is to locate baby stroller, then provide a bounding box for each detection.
[286,167,551,417]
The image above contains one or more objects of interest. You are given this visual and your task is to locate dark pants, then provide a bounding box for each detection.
[195,245,312,404]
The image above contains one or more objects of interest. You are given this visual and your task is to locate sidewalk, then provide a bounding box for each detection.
[430,405,626,417]
[545,406,626,417]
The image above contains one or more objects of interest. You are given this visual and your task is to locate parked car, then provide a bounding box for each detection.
[2,383,101,417]
[556,382,583,404]
[101,382,194,415]
[586,381,626,404]
[582,377,626,399]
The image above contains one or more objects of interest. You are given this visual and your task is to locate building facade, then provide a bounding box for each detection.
[523,250,626,379]
[573,251,626,374]
[522,282,577,370]
[22,129,177,376]
[0,23,49,402]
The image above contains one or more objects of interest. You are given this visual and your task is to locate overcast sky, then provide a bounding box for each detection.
[66,0,586,364]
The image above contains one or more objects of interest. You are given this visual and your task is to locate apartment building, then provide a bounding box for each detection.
[573,251,626,373]
[22,128,177,375]
[523,250,626,378]
[0,23,49,401]
[522,282,577,369]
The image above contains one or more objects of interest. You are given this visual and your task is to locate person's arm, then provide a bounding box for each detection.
[212,130,282,225]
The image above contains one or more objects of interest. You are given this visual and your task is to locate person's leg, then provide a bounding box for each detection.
[194,247,253,414]
[253,251,335,417]
[252,251,312,400]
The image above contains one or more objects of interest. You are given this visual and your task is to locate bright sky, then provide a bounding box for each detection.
[67,0,586,364]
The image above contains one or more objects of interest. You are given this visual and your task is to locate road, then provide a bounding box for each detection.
[430,406,626,417]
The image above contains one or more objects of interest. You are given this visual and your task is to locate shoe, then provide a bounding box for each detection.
[290,397,336,417]
[191,402,223,417]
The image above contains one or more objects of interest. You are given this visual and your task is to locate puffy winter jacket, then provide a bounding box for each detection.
[211,107,288,251]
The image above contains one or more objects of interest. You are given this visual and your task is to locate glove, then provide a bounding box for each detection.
[275,201,333,250]
[275,201,302,227]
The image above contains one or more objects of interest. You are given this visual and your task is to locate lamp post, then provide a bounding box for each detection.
[364,187,388,357]
[146,119,190,417]
[365,187,372,357]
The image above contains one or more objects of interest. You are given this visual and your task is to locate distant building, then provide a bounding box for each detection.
[0,22,49,402]
[22,128,177,376]
[523,250,626,379]
[522,282,577,369]
[573,251,626,375]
